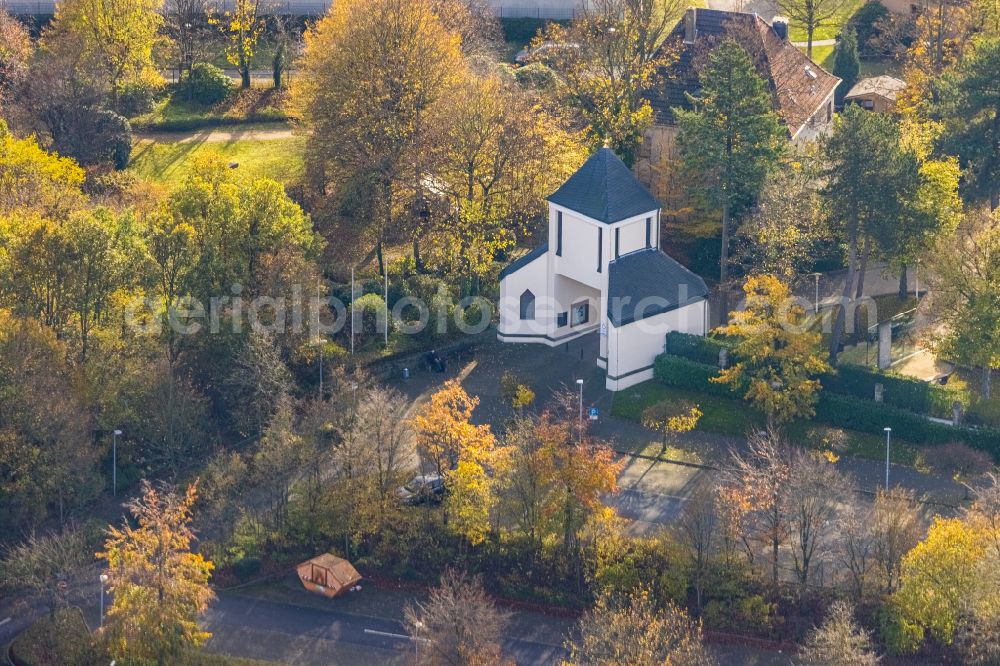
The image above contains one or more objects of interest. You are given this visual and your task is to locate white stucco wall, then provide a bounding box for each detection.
[549,206,606,291]
[498,251,549,341]
[613,215,655,258]
[606,299,708,391]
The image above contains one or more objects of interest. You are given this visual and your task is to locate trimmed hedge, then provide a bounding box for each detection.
[816,393,1000,459]
[665,333,955,418]
[820,364,956,417]
[665,331,729,366]
[653,352,1000,460]
[654,353,733,397]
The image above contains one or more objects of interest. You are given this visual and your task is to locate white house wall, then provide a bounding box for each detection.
[606,300,708,391]
[549,206,605,291]
[497,252,549,341]
[615,217,650,257]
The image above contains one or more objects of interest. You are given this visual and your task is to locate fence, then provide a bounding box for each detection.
[6,0,581,18]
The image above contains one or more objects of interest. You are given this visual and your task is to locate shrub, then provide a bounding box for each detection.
[94,110,133,170]
[181,63,233,106]
[664,331,729,366]
[351,292,390,339]
[653,353,1000,460]
[11,608,102,666]
[117,79,160,117]
[919,442,994,480]
[514,62,558,90]
[702,594,779,635]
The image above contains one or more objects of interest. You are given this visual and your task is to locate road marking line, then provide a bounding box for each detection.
[363,629,428,642]
[0,617,11,627]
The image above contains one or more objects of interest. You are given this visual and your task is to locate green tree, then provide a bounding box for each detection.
[675,39,785,323]
[101,481,215,666]
[535,0,687,165]
[888,516,996,654]
[940,38,1000,209]
[739,148,830,279]
[928,208,1000,398]
[0,313,98,531]
[0,124,86,219]
[883,156,962,300]
[427,71,585,287]
[822,105,917,358]
[833,27,860,107]
[715,275,830,426]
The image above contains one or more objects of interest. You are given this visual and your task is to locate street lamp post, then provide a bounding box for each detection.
[414,620,424,662]
[576,379,584,442]
[812,272,822,314]
[884,427,892,491]
[99,573,108,627]
[112,430,122,497]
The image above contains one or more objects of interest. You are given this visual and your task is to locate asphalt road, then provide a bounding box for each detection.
[203,592,568,666]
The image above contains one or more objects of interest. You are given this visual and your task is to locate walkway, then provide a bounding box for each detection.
[135,123,294,144]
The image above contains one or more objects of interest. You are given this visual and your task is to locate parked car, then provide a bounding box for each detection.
[396,473,444,505]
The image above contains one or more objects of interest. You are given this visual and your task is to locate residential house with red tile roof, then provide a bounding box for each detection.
[636,8,841,206]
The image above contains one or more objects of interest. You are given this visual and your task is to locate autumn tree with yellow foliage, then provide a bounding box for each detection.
[534,0,687,165]
[44,0,163,106]
[217,0,264,89]
[715,275,830,427]
[412,380,510,543]
[292,0,464,275]
[424,71,585,287]
[100,481,215,666]
[887,514,999,657]
[642,401,702,456]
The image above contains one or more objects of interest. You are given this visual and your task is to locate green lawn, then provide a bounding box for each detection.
[809,43,837,70]
[128,132,305,186]
[788,0,866,43]
[611,380,922,467]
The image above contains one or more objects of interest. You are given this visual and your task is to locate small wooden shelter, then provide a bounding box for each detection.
[296,554,362,599]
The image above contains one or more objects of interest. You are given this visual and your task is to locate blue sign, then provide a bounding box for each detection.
[589,407,599,421]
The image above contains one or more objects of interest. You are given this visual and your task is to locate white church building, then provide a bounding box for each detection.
[498,148,709,391]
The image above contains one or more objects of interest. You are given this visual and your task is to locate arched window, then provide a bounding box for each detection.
[519,290,535,320]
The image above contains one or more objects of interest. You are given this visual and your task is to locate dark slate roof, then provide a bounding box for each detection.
[608,249,709,326]
[548,148,661,224]
[499,243,548,280]
[647,9,841,137]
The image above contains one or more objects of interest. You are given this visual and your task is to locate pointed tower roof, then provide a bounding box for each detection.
[548,148,661,224]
